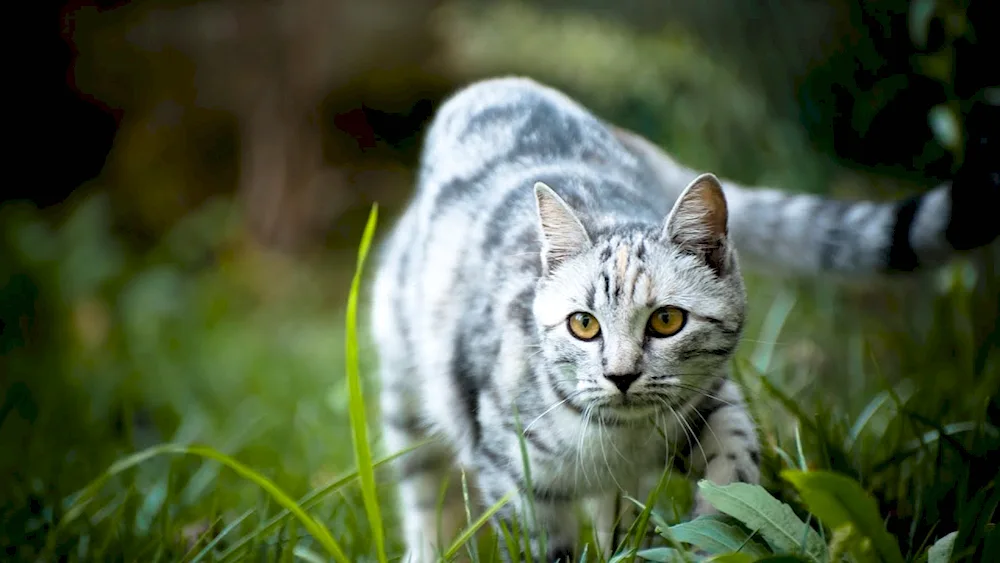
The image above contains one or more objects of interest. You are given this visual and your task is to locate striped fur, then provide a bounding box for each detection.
[611,126,998,275]
[371,76,995,561]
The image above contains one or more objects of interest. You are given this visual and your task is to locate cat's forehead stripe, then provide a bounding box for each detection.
[615,244,629,284]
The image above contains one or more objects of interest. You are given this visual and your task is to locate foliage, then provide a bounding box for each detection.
[5,190,995,561]
[5,0,999,561]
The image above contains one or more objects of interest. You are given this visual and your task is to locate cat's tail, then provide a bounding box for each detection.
[612,126,999,276]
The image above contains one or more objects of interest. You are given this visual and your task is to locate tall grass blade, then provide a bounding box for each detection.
[216,441,426,562]
[750,287,796,373]
[344,204,388,563]
[186,509,253,563]
[57,444,350,563]
[442,492,515,560]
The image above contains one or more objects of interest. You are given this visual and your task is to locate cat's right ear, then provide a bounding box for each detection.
[534,182,593,274]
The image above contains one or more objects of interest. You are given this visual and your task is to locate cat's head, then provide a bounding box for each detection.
[531,174,746,421]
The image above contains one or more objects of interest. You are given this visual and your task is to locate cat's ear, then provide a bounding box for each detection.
[534,181,593,273]
[661,173,730,274]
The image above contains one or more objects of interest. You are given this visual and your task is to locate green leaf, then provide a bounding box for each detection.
[926,531,956,563]
[668,518,770,558]
[344,204,387,563]
[696,481,826,563]
[635,547,680,562]
[782,470,904,563]
[704,554,755,563]
[929,104,962,152]
[908,0,937,48]
[609,547,640,563]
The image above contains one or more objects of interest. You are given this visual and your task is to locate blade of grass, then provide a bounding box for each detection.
[216,441,428,562]
[751,365,820,436]
[56,444,350,563]
[512,406,545,559]
[772,445,798,470]
[904,410,974,462]
[181,446,349,563]
[871,421,991,472]
[435,471,454,557]
[344,204,387,563]
[186,509,253,563]
[750,287,796,374]
[845,390,892,453]
[443,492,515,559]
[461,468,481,563]
[293,546,327,563]
[793,424,808,470]
[499,520,520,563]
[56,444,174,535]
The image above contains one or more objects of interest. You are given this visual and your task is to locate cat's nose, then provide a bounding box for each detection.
[605,372,640,393]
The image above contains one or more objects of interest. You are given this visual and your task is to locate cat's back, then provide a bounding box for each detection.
[414,76,656,230]
[370,77,661,379]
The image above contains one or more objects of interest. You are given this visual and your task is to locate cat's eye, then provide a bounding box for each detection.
[647,306,687,337]
[567,312,601,341]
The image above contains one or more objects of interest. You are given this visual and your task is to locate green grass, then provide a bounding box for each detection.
[3,195,996,562]
[345,205,387,563]
[3,2,998,558]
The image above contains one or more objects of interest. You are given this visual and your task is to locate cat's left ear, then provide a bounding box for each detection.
[661,173,730,275]
[534,182,593,274]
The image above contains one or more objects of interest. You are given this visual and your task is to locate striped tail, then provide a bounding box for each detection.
[612,118,999,276]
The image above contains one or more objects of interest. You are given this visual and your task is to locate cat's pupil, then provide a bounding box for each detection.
[579,315,590,327]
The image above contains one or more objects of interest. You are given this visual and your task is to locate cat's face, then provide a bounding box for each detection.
[531,175,746,421]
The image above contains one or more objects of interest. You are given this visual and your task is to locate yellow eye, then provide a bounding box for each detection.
[567,312,601,341]
[647,306,686,337]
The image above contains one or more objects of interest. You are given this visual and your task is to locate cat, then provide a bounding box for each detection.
[369,76,997,562]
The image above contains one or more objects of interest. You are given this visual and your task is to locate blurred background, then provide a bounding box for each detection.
[4,0,999,560]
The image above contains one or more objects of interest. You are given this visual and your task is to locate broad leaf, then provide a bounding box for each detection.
[704,554,755,563]
[782,470,904,563]
[635,547,680,562]
[926,531,956,563]
[669,517,770,558]
[697,481,827,563]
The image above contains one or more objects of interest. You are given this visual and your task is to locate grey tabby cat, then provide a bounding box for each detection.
[370,76,994,562]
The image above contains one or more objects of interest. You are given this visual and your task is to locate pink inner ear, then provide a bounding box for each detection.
[692,178,728,238]
[664,174,731,274]
[666,174,729,246]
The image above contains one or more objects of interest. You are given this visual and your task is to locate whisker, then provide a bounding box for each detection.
[578,404,594,487]
[596,411,624,491]
[659,398,695,480]
[665,400,707,479]
[670,381,737,407]
[736,337,788,345]
[523,395,575,434]
[687,405,722,467]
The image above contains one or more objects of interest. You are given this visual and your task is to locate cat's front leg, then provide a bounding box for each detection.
[588,472,661,558]
[687,379,761,516]
[476,446,578,562]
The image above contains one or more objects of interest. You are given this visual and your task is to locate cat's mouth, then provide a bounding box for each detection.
[597,394,662,418]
